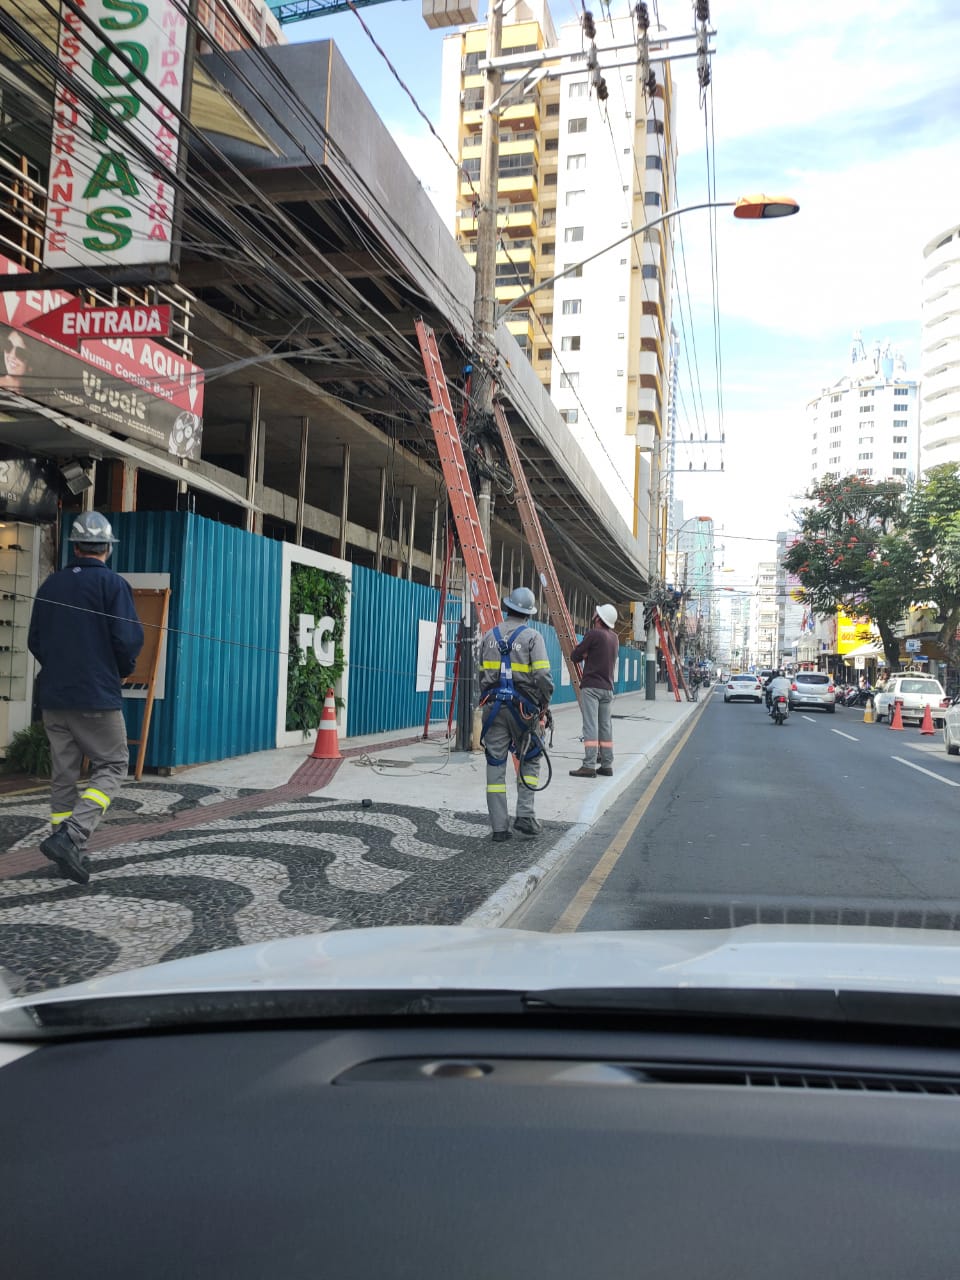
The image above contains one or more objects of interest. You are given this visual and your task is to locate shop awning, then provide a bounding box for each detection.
[843,643,884,660]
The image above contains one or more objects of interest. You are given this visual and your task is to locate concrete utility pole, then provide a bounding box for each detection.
[472,0,503,553]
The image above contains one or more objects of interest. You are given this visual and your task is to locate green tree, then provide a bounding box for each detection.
[904,463,960,666]
[783,474,913,671]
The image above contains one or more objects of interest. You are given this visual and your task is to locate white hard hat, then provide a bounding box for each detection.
[595,604,617,628]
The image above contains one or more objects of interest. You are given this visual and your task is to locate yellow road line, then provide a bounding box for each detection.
[551,699,710,933]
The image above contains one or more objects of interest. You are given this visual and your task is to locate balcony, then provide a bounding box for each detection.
[498,173,538,200]
[921,365,960,401]
[501,100,539,130]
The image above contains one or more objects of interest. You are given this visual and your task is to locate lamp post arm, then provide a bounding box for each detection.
[496,201,735,322]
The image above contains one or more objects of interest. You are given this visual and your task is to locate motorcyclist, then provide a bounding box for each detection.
[766,669,791,715]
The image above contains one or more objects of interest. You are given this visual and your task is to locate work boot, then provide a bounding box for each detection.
[569,767,597,778]
[598,767,614,776]
[513,816,541,838]
[39,827,90,886]
[491,830,512,843]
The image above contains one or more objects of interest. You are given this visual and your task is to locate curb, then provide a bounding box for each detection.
[463,695,710,928]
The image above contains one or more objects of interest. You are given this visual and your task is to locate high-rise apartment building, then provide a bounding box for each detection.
[920,223,960,467]
[441,3,677,547]
[775,530,804,663]
[749,562,778,671]
[806,335,919,486]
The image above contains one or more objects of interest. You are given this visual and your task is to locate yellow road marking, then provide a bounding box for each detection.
[551,700,710,933]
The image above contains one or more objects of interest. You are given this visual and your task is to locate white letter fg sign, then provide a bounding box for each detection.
[298,614,336,666]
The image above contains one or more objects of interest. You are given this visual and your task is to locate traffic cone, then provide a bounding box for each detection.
[920,703,935,736]
[889,698,905,731]
[310,688,342,759]
[863,698,875,725]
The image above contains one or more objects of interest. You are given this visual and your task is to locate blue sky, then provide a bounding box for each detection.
[284,0,960,575]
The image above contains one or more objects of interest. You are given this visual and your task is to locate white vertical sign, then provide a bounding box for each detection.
[43,0,190,269]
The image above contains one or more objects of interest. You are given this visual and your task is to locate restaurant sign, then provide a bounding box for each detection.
[43,0,190,270]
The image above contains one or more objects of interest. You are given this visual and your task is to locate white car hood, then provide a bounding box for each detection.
[4,923,960,1015]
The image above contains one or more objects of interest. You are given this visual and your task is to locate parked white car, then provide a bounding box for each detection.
[943,700,960,755]
[874,674,949,726]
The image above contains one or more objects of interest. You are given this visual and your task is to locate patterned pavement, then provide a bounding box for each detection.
[0,787,567,993]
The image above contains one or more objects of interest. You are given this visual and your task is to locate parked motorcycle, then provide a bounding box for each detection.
[771,694,789,725]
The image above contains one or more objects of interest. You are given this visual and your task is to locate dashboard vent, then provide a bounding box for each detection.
[637,1065,960,1094]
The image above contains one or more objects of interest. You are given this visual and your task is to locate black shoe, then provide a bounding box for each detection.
[491,830,511,843]
[513,817,541,837]
[40,828,90,885]
[597,767,614,776]
[569,767,597,778]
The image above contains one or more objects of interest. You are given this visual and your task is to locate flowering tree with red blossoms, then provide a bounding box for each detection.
[783,474,911,671]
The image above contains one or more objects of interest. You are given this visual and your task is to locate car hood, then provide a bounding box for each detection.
[5,924,960,1013]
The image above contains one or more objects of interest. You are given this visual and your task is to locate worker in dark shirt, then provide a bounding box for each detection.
[28,512,143,885]
[569,604,619,778]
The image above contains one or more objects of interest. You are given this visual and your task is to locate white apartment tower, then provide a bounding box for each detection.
[806,335,919,486]
[920,223,960,467]
[441,5,677,548]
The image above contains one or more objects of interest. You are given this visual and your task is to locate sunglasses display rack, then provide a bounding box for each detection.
[0,521,38,757]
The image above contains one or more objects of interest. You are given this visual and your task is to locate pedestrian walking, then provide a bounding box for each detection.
[478,587,554,842]
[569,604,619,779]
[27,512,144,884]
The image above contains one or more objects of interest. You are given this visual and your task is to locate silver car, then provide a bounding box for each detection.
[788,672,836,713]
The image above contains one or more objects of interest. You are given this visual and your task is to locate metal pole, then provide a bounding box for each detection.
[406,485,417,582]
[646,610,657,701]
[472,0,503,554]
[430,498,439,587]
[376,467,386,572]
[244,384,261,535]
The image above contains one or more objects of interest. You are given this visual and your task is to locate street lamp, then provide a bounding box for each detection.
[496,195,799,321]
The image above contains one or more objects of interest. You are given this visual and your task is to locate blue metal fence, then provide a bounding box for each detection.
[82,512,281,768]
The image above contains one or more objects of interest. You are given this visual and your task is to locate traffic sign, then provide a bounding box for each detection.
[25,299,171,349]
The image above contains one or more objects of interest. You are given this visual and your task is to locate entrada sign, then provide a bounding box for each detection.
[43,0,190,270]
[26,299,171,348]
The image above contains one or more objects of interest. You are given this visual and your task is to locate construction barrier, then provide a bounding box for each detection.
[310,688,342,760]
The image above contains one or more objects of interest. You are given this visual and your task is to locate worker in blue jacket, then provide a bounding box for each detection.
[28,512,143,885]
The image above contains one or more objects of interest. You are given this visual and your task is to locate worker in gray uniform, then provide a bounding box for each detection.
[478,587,554,842]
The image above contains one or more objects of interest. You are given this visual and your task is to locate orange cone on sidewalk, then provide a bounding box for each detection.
[889,698,905,731]
[310,688,342,759]
[920,703,936,736]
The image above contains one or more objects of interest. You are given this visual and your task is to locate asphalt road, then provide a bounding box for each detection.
[513,686,960,933]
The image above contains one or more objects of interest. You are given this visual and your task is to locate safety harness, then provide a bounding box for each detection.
[479,625,547,775]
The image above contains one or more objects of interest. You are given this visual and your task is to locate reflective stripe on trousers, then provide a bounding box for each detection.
[482,706,540,832]
[579,687,614,768]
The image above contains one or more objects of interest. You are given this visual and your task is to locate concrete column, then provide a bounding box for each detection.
[376,467,386,572]
[295,416,309,545]
[338,443,350,560]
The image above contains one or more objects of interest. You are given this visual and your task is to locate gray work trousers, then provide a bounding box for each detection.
[580,687,614,769]
[482,705,541,833]
[42,709,130,849]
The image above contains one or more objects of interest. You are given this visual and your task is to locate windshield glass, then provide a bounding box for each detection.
[1,0,958,1019]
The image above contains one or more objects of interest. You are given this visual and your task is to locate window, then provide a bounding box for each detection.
[565,189,585,206]
[541,241,555,256]
[894,387,910,396]
[569,81,588,98]
[646,119,664,135]
[617,332,624,339]
[858,437,873,445]
[829,457,840,465]
[567,153,586,170]
[830,411,841,419]
[560,371,579,388]
[894,418,908,427]
[568,117,587,133]
[544,173,557,186]
[546,102,560,117]
[562,299,582,314]
[617,369,624,377]
[564,226,584,242]
[646,155,662,170]
[830,394,840,403]
[893,451,908,459]
[641,264,658,279]
[812,432,818,439]
[858,452,873,460]
[893,435,907,443]
[858,468,874,476]
[860,389,874,397]
[893,467,907,475]
[544,137,559,152]
[644,191,661,207]
[563,263,583,278]
[560,335,580,351]
[812,447,817,454]
[560,409,578,424]
[860,405,874,413]
[536,348,551,361]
